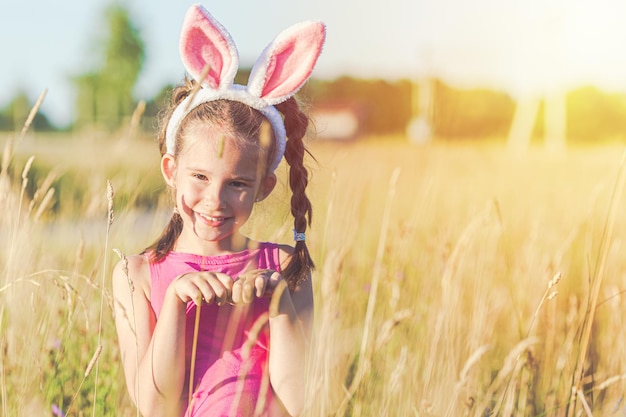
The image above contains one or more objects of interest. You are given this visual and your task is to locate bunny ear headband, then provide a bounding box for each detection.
[165,4,326,172]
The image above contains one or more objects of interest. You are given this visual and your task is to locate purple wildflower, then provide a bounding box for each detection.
[51,404,66,417]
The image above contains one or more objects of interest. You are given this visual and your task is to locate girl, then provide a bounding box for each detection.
[112,5,325,417]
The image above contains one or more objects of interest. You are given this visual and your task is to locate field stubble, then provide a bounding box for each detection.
[2,130,626,416]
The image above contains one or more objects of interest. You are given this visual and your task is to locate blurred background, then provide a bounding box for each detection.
[2,0,626,146]
[5,2,626,416]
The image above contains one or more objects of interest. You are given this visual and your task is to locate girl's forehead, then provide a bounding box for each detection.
[179,123,259,163]
[182,124,228,151]
[184,121,231,144]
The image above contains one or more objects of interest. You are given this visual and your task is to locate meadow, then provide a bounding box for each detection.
[2,116,626,416]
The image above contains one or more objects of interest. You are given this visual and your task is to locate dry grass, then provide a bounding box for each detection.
[2,122,626,416]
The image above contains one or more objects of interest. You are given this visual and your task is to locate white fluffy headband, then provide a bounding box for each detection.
[165,4,326,172]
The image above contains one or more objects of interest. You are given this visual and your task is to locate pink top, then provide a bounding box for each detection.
[149,242,288,417]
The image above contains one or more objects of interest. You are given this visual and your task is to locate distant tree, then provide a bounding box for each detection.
[567,86,626,142]
[306,76,412,135]
[305,76,626,142]
[432,80,515,139]
[141,83,174,132]
[74,3,145,130]
[0,91,55,132]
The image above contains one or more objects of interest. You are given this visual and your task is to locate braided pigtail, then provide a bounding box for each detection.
[143,79,195,262]
[275,97,316,288]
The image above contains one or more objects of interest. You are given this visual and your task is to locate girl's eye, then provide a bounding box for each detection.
[230,180,249,188]
[193,173,207,180]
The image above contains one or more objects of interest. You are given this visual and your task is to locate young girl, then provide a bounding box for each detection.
[112,5,325,417]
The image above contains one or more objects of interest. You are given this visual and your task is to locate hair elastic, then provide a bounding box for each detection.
[166,4,326,172]
[293,230,306,242]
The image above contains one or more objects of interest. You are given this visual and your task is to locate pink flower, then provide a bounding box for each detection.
[51,404,65,417]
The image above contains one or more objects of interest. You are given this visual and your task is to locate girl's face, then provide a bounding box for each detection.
[161,121,276,255]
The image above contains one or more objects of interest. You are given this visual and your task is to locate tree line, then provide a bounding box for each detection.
[3,3,626,143]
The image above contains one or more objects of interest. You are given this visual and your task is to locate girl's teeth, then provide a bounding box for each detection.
[201,214,223,221]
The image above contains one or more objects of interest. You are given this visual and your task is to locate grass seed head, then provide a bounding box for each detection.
[84,344,103,377]
[106,180,115,226]
[548,272,562,289]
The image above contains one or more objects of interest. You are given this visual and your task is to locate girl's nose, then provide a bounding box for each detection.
[203,182,225,209]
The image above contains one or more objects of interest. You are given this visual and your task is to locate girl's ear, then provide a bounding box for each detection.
[256,173,277,202]
[161,154,177,187]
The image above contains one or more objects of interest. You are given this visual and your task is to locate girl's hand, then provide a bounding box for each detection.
[230,269,283,304]
[170,271,234,306]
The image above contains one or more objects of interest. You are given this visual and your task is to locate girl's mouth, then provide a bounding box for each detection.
[198,213,228,224]
[198,213,226,222]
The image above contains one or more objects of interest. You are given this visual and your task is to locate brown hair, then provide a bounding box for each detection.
[144,78,315,288]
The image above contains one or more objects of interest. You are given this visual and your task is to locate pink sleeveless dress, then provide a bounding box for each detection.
[149,242,288,417]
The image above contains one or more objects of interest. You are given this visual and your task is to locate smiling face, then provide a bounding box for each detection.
[162,120,276,255]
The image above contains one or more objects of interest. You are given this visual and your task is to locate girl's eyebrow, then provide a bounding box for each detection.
[229,174,257,183]
[184,166,209,173]
[184,166,257,182]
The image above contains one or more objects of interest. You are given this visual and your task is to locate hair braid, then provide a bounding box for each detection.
[275,97,315,288]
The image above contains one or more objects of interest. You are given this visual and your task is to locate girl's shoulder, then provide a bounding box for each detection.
[112,252,152,296]
[272,243,295,271]
[126,252,151,275]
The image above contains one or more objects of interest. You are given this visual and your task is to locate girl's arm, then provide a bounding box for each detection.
[112,255,187,417]
[113,256,234,417]
[267,245,315,417]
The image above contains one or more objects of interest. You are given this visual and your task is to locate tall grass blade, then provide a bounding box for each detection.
[570,149,626,414]
[336,167,400,415]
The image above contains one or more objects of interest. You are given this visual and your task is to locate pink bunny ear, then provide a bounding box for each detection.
[179,4,238,90]
[247,21,326,105]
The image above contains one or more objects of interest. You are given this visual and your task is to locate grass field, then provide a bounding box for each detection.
[2,127,626,416]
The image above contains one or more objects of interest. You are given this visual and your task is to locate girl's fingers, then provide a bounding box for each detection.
[188,270,283,306]
[173,272,234,306]
[232,270,260,304]
[196,274,220,304]
[206,272,233,306]
[251,270,282,298]
[230,279,244,304]
[259,271,282,298]
[173,274,204,304]
[254,274,267,298]
[242,278,254,304]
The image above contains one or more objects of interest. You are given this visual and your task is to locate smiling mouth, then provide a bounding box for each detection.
[198,213,227,223]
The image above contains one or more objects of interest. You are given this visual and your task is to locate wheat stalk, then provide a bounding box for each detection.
[444,344,492,416]
[0,135,13,181]
[18,89,47,144]
[188,302,202,413]
[113,248,139,417]
[184,64,211,112]
[65,344,103,416]
[3,90,47,288]
[527,272,562,339]
[89,180,115,417]
[0,89,47,194]
[336,167,400,416]
[230,311,270,417]
[0,307,7,417]
[27,169,58,224]
[8,156,35,264]
[576,388,594,417]
[127,100,146,140]
[476,337,539,414]
[570,148,626,414]
[33,188,55,223]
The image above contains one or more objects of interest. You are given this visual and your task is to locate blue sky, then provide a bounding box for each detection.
[2,0,626,126]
